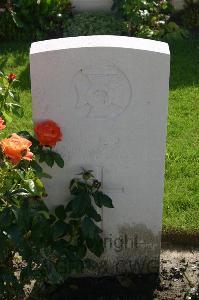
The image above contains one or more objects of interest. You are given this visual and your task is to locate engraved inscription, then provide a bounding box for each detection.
[74,65,132,119]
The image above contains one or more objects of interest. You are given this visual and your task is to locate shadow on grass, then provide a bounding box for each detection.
[169,38,199,90]
[17,65,31,91]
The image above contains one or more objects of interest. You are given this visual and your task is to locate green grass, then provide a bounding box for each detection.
[164,38,199,233]
[0,42,32,134]
[0,39,199,233]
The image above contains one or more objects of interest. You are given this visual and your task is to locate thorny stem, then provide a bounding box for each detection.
[0,83,10,111]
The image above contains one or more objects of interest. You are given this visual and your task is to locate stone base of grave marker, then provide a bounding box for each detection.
[30,36,170,275]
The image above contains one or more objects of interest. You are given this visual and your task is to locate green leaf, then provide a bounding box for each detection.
[0,208,14,227]
[31,214,51,243]
[13,92,20,103]
[17,131,32,140]
[55,205,66,220]
[100,193,114,208]
[81,217,102,241]
[38,210,50,219]
[87,205,102,222]
[86,237,104,257]
[35,178,45,196]
[14,169,26,180]
[93,192,102,208]
[2,111,12,123]
[54,239,69,255]
[70,193,91,217]
[77,244,87,259]
[45,153,54,167]
[39,172,52,179]
[38,151,46,163]
[93,191,113,208]
[30,160,43,174]
[24,179,45,196]
[16,203,32,232]
[69,180,88,195]
[11,104,24,118]
[52,220,69,239]
[52,152,64,168]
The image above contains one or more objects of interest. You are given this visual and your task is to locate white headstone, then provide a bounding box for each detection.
[72,0,112,11]
[30,36,170,275]
[171,0,184,10]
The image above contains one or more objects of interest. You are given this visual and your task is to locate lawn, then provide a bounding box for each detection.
[164,38,199,233]
[0,38,198,234]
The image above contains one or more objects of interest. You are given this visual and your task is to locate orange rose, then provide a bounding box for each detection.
[1,133,33,164]
[34,120,62,147]
[0,117,6,130]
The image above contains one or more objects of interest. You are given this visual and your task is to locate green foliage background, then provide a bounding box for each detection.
[0,0,194,42]
[0,0,71,42]
[63,12,125,37]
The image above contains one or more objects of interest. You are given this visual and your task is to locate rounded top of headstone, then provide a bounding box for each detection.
[30,36,170,56]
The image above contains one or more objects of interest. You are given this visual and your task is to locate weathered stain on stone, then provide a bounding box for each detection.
[84,223,161,276]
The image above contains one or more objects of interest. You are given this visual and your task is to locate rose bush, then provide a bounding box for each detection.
[0,71,113,299]
[0,71,23,122]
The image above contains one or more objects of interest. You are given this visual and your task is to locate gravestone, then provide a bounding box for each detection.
[72,0,112,11]
[30,36,170,275]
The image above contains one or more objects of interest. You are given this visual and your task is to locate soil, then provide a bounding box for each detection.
[41,247,199,300]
